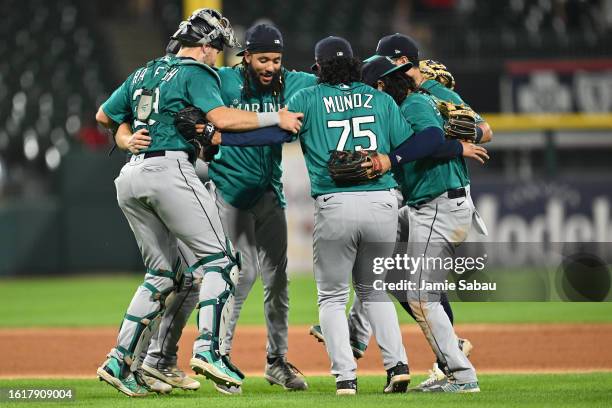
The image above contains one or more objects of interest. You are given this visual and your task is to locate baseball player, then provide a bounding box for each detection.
[94,9,303,397]
[323,36,490,392]
[129,23,315,395]
[365,34,490,392]
[309,55,489,393]
[286,36,452,395]
[360,55,485,392]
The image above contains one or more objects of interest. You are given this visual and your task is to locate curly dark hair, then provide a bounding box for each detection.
[238,59,286,106]
[316,57,362,85]
[380,71,417,105]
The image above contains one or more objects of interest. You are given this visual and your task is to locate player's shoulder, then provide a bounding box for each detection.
[217,65,241,80]
[290,83,319,100]
[284,68,317,86]
[177,57,221,86]
[405,91,435,107]
[421,79,463,105]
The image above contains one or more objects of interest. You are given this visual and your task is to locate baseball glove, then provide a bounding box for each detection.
[327,150,385,185]
[436,101,478,142]
[419,59,455,90]
[174,106,217,160]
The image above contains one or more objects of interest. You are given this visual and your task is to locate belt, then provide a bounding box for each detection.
[414,187,466,207]
[127,150,166,163]
[447,187,466,199]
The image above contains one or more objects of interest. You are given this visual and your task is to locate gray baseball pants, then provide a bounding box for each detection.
[144,187,289,368]
[348,186,481,383]
[110,151,234,370]
[314,190,407,382]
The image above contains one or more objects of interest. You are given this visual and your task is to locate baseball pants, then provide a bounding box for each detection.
[314,190,408,382]
[110,151,234,369]
[215,188,289,358]
[348,187,483,383]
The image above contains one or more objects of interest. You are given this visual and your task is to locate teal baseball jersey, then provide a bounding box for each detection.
[102,55,224,156]
[395,91,470,206]
[287,82,413,197]
[208,66,317,210]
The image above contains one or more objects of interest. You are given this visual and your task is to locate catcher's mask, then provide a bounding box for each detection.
[170,8,240,51]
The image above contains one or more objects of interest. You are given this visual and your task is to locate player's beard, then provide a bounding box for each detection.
[247,64,282,94]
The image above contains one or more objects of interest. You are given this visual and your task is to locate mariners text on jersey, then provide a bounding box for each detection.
[323,92,374,114]
[231,102,283,112]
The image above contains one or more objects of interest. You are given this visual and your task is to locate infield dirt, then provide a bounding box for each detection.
[1,324,611,377]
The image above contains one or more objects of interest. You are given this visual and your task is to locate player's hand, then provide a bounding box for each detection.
[127,129,151,154]
[460,141,489,164]
[278,107,303,134]
[210,130,222,145]
[360,152,391,177]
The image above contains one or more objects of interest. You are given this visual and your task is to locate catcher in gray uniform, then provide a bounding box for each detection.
[128,24,312,396]
[95,9,303,398]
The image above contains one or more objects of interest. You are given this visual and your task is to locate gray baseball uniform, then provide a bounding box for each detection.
[287,81,413,382]
[101,55,238,372]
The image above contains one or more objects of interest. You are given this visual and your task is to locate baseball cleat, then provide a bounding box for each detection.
[190,351,243,387]
[141,363,201,390]
[336,379,358,395]
[415,363,447,390]
[422,379,480,393]
[264,357,308,391]
[96,357,149,397]
[309,324,367,359]
[458,338,473,358]
[383,362,410,393]
[138,370,173,394]
[214,382,243,395]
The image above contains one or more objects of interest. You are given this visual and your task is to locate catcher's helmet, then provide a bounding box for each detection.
[169,8,239,51]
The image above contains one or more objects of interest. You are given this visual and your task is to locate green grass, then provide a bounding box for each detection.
[1,374,611,408]
[1,274,612,327]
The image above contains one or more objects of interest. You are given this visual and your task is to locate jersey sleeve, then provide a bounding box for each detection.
[101,74,134,125]
[387,98,414,150]
[286,89,308,141]
[402,96,444,133]
[186,68,225,114]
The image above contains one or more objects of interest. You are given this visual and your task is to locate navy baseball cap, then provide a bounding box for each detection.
[311,36,353,70]
[364,33,419,65]
[236,23,283,56]
[361,56,413,87]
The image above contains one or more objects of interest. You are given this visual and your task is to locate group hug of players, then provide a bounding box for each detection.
[95,8,492,398]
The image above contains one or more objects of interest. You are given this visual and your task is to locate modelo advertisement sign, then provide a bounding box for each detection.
[471,180,611,243]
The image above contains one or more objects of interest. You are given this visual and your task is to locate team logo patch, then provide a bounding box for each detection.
[337,51,344,56]
[274,39,280,44]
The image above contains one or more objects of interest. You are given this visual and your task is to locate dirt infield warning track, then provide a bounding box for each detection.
[1,324,611,378]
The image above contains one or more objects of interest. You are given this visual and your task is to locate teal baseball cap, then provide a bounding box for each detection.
[361,56,412,87]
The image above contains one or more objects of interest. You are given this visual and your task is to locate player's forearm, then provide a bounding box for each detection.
[389,127,445,167]
[220,127,292,147]
[431,139,463,159]
[477,122,493,144]
[115,123,134,150]
[206,106,278,131]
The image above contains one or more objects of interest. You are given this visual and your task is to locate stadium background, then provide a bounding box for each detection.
[0,0,611,406]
